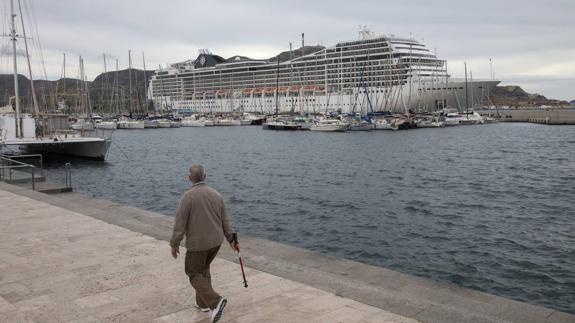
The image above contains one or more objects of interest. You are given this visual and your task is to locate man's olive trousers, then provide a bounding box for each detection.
[185,245,222,309]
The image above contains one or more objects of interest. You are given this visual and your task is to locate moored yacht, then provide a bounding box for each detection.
[117,118,145,129]
[181,116,206,127]
[1,114,112,160]
[262,117,301,130]
[144,119,159,128]
[70,118,95,131]
[373,118,398,130]
[309,119,349,132]
[0,3,112,160]
[95,120,118,129]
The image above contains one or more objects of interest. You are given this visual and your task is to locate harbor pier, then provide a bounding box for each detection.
[495,108,575,125]
[0,183,573,322]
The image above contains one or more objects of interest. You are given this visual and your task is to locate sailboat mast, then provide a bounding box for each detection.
[113,59,119,114]
[10,0,22,138]
[275,57,280,116]
[142,52,148,113]
[128,50,133,114]
[489,58,494,80]
[78,56,83,116]
[17,0,39,118]
[83,58,92,117]
[444,60,448,109]
[76,56,80,115]
[62,53,66,99]
[102,53,109,114]
[464,61,469,113]
[470,71,474,109]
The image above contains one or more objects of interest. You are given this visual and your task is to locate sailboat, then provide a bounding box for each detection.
[117,50,145,129]
[0,0,112,160]
[309,118,349,132]
[69,56,95,131]
[347,63,373,131]
[262,57,301,130]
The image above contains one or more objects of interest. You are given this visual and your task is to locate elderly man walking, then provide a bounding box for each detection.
[170,164,239,323]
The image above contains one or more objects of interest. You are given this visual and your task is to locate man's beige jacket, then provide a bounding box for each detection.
[170,182,234,251]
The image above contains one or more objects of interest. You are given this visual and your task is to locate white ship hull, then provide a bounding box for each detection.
[166,79,498,115]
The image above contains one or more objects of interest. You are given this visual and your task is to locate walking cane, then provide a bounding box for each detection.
[232,233,248,288]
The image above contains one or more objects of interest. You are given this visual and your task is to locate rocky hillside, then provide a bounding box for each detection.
[89,69,153,113]
[0,68,153,114]
[491,85,569,107]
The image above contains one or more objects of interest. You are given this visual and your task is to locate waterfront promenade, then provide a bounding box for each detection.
[1,182,573,322]
[0,185,416,322]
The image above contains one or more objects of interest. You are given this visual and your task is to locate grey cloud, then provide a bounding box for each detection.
[4,0,573,100]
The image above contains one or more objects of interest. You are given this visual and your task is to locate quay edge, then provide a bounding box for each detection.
[1,182,574,323]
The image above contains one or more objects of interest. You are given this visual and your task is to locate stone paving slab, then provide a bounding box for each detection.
[1,182,574,323]
[0,189,417,323]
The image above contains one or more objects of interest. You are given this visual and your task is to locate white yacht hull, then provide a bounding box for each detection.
[373,120,398,130]
[70,122,94,131]
[95,121,118,130]
[118,121,145,129]
[181,120,205,127]
[348,123,373,131]
[309,123,348,132]
[144,120,158,128]
[156,120,171,128]
[5,137,112,160]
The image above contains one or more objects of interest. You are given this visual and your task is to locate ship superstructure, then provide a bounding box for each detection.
[150,27,498,114]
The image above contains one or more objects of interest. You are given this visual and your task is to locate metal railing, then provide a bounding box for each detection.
[3,154,43,171]
[65,162,72,190]
[0,154,73,192]
[0,154,40,190]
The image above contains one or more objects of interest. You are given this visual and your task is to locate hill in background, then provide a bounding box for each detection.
[491,85,569,107]
[0,68,153,115]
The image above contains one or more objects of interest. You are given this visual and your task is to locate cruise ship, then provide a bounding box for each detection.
[150,27,499,115]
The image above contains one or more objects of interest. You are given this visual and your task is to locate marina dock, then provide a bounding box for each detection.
[496,108,575,125]
[1,182,573,322]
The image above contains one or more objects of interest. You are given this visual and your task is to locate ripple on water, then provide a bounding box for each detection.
[43,124,575,314]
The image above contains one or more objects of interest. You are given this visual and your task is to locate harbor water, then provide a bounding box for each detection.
[45,123,575,314]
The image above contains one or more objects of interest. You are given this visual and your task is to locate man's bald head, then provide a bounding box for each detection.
[188,164,206,183]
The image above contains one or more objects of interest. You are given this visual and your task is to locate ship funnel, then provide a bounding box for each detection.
[302,33,305,48]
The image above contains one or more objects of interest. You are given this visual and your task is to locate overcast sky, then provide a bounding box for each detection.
[1,0,573,100]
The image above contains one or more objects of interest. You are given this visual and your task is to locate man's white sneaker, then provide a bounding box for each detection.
[194,304,209,312]
[210,298,227,323]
